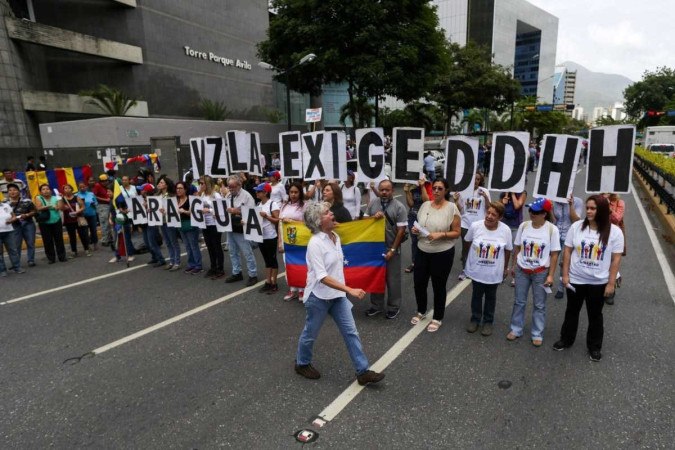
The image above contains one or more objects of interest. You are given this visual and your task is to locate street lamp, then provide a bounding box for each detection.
[258,53,316,131]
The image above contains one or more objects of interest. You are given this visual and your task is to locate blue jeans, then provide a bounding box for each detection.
[19,220,36,264]
[180,228,202,269]
[510,267,548,339]
[0,229,21,272]
[144,226,165,263]
[296,293,370,375]
[226,232,257,277]
[470,280,498,324]
[123,222,136,255]
[161,224,181,266]
[84,214,98,245]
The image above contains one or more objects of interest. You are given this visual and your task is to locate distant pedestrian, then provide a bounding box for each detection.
[25,156,36,172]
[6,183,36,267]
[424,151,437,181]
[34,184,67,264]
[37,156,47,171]
[176,181,202,274]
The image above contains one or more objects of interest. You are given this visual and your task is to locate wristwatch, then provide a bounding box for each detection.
[390,248,396,252]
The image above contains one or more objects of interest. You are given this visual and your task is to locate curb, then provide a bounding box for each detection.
[634,168,675,243]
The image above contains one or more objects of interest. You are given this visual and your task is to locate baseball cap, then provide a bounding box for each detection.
[99,174,109,181]
[528,198,552,213]
[141,183,155,193]
[267,170,281,180]
[254,182,272,193]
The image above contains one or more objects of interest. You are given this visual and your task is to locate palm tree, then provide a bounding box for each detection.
[79,84,138,116]
[339,96,375,128]
[462,108,485,132]
[198,98,231,121]
[403,102,435,130]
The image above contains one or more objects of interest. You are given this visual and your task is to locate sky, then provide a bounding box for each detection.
[527,0,675,81]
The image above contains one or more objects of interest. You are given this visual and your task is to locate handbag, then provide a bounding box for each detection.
[77,216,88,227]
[36,196,50,223]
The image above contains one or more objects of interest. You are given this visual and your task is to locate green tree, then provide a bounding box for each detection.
[257,0,448,128]
[198,99,231,121]
[339,96,376,128]
[79,84,138,116]
[624,66,675,127]
[431,42,521,132]
[403,101,436,130]
[461,108,485,132]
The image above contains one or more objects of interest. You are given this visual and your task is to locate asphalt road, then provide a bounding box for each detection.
[1,167,673,449]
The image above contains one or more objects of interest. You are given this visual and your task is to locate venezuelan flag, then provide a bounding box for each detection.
[282,217,386,294]
[112,178,123,210]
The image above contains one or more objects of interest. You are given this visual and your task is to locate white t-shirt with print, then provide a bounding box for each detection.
[270,183,287,205]
[565,221,624,285]
[259,200,280,239]
[464,221,513,284]
[515,221,561,270]
[460,187,489,229]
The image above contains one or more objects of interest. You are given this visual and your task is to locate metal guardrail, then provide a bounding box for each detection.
[634,155,675,215]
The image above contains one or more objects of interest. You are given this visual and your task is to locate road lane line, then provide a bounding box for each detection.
[90,273,287,355]
[316,279,471,423]
[1,250,193,306]
[631,189,675,304]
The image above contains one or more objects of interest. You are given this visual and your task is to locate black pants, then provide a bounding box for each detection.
[560,283,606,351]
[203,225,223,272]
[414,247,455,321]
[64,222,90,253]
[259,237,278,269]
[84,215,98,245]
[39,220,66,262]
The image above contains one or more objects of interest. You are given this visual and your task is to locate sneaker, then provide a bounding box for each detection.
[13,268,26,274]
[108,257,120,263]
[365,308,382,317]
[356,370,385,386]
[246,276,259,287]
[458,270,467,281]
[283,291,298,301]
[164,264,173,271]
[211,271,225,280]
[480,323,493,336]
[554,290,564,299]
[385,309,400,319]
[295,363,321,380]
[225,273,244,283]
[184,268,195,274]
[169,265,181,272]
[266,284,279,294]
[259,282,272,293]
[0,271,7,277]
[68,252,77,259]
[466,321,479,333]
[190,268,204,275]
[86,250,92,257]
[127,256,135,262]
[589,350,602,362]
[553,340,571,351]
[204,269,216,278]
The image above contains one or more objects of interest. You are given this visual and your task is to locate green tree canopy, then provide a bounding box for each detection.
[257,0,449,127]
[624,66,675,127]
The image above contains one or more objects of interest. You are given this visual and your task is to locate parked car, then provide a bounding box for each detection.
[647,143,675,158]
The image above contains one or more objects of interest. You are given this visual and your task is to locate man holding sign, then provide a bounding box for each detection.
[224,175,258,286]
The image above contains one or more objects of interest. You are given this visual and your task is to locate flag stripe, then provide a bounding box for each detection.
[284,242,386,268]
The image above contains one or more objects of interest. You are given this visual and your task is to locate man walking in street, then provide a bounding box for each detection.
[224,175,258,286]
[365,179,407,319]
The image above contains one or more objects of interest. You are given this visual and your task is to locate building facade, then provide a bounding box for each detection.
[1,0,283,159]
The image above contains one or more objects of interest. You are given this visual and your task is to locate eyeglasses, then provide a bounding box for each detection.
[432,186,445,191]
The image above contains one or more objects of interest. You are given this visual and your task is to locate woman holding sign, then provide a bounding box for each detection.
[500,191,527,286]
[278,181,306,301]
[157,176,181,271]
[255,182,281,294]
[410,178,462,333]
[294,201,385,386]
[458,173,491,281]
[554,195,623,362]
[200,176,225,279]
[176,181,202,274]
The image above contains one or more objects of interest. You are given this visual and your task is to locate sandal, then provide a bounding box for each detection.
[405,264,414,273]
[426,320,442,333]
[410,313,426,325]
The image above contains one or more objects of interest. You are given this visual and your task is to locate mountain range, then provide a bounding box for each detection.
[559,61,634,114]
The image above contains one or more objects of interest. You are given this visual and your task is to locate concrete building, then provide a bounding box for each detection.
[553,67,576,115]
[0,0,296,169]
[572,106,585,121]
[434,0,558,101]
[609,102,626,121]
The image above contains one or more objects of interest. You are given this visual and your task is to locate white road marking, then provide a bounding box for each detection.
[631,188,675,304]
[1,250,190,306]
[316,279,471,422]
[90,273,286,355]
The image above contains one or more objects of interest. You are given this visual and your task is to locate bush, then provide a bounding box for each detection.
[635,147,675,181]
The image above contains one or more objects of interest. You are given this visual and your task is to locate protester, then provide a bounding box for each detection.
[176,181,202,274]
[278,181,307,301]
[423,151,437,181]
[554,195,623,362]
[61,184,91,258]
[155,176,181,271]
[458,173,491,280]
[322,182,352,223]
[255,182,281,293]
[0,193,23,276]
[110,184,137,264]
[464,202,512,335]
[552,194,583,298]
[411,178,462,332]
[25,156,36,172]
[139,183,164,266]
[604,192,626,304]
[78,181,99,250]
[224,175,258,285]
[6,183,36,267]
[93,174,113,247]
[200,176,224,278]
[0,169,26,196]
[267,170,287,205]
[34,184,67,264]
[117,175,138,258]
[37,156,47,171]
[304,179,324,202]
[506,198,561,346]
[271,153,281,170]
[500,191,527,286]
[364,179,407,319]
[403,177,430,273]
[294,201,385,386]
[340,171,362,219]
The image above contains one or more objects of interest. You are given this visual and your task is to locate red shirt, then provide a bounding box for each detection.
[92,182,110,204]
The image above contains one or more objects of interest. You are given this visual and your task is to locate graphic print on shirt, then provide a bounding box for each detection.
[520,238,547,265]
[577,239,606,267]
[465,196,483,213]
[474,238,504,266]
